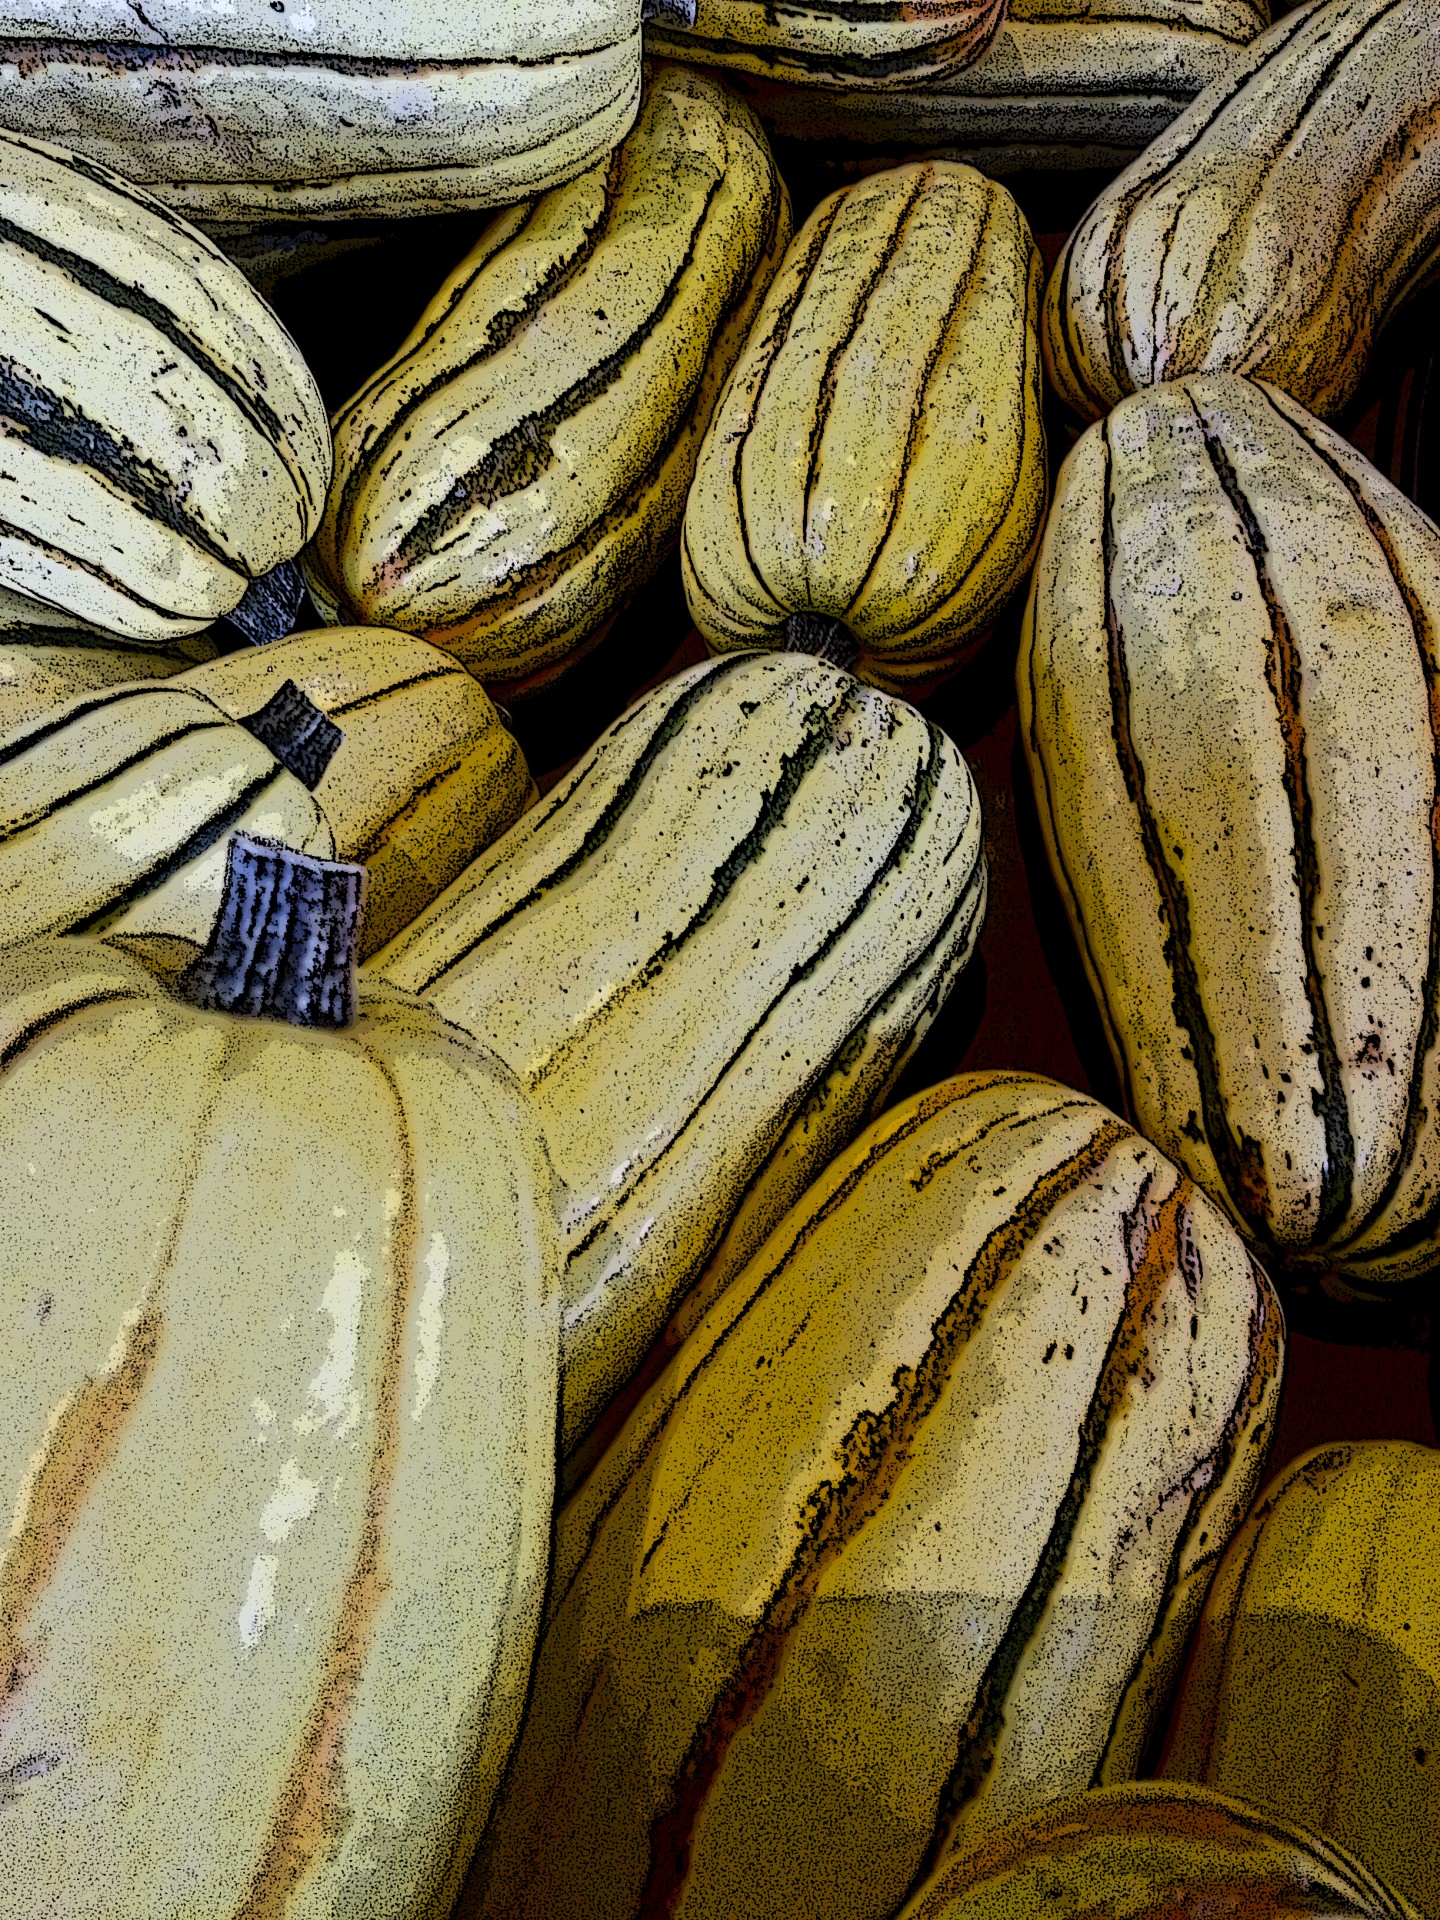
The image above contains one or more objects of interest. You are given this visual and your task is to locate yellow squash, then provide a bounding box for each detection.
[894,1784,1421,1920]
[371,651,987,1457]
[683,161,1046,692]
[306,65,790,694]
[0,627,220,738]
[0,2,642,224]
[645,0,1009,87]
[459,1072,1282,1920]
[1044,0,1440,420]
[1162,1442,1440,1917]
[1020,373,1440,1293]
[0,852,562,1920]
[181,629,534,954]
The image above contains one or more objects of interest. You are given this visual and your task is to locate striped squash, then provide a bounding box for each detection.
[371,651,986,1456]
[0,627,220,737]
[0,679,332,949]
[0,129,330,643]
[894,1784,1421,1920]
[1020,374,1440,1294]
[721,0,1267,174]
[0,2,642,225]
[180,629,535,955]
[645,0,1009,86]
[0,922,561,1919]
[683,161,1046,693]
[459,1072,1283,1920]
[1044,0,1440,421]
[306,65,790,694]
[1163,1442,1440,1917]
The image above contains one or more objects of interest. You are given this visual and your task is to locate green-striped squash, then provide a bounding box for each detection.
[180,629,535,955]
[1044,0,1440,421]
[721,0,1267,174]
[306,66,790,694]
[1163,1442,1440,1917]
[459,1072,1283,1920]
[683,161,1046,693]
[0,2,642,225]
[646,0,1009,87]
[1019,374,1440,1293]
[894,1784,1420,1920]
[371,651,987,1456]
[0,925,562,1919]
[0,679,332,948]
[0,627,220,737]
[0,129,330,643]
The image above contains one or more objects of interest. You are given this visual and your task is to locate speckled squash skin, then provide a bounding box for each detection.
[645,0,1009,87]
[1162,1442,1440,1917]
[683,161,1047,692]
[0,2,643,223]
[0,626,221,737]
[306,65,792,694]
[371,651,987,1458]
[1043,0,1440,421]
[893,1783,1421,1920]
[458,1072,1281,1920]
[0,932,562,1920]
[180,628,535,955]
[1020,374,1440,1293]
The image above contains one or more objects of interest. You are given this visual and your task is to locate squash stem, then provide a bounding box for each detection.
[783,611,859,672]
[241,678,343,790]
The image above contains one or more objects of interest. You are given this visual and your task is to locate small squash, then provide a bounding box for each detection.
[645,0,1009,88]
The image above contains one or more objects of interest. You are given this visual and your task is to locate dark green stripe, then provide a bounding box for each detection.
[0,716,232,845]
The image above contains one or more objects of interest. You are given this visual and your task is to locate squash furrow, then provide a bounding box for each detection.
[0,717,229,838]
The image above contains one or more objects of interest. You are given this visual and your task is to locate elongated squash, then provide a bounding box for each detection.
[645,0,1009,87]
[0,847,561,1920]
[1020,374,1440,1293]
[0,627,220,737]
[306,66,790,693]
[180,629,535,954]
[894,1783,1420,1920]
[1044,0,1440,421]
[459,1072,1282,1920]
[0,679,333,948]
[1162,1441,1440,1917]
[0,129,330,643]
[683,161,1046,692]
[371,651,986,1455]
[0,3,642,225]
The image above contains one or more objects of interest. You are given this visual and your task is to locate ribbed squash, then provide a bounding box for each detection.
[894,1784,1421,1920]
[0,129,330,643]
[683,162,1046,692]
[724,0,1266,174]
[371,651,987,1455]
[1162,1442,1440,1917]
[180,629,535,955]
[0,909,561,1920]
[0,680,332,948]
[1044,0,1440,421]
[459,1072,1282,1920]
[306,65,790,694]
[645,0,1009,87]
[1019,374,1440,1293]
[0,2,642,224]
[0,627,220,737]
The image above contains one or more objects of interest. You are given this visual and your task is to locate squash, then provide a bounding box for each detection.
[0,627,220,738]
[0,2,642,225]
[458,1071,1282,1920]
[1019,373,1440,1294]
[305,64,790,695]
[0,128,330,644]
[0,678,334,948]
[893,1783,1420,1920]
[180,629,535,955]
[645,0,1009,87]
[0,835,562,1920]
[683,161,1046,693]
[371,650,987,1456]
[1044,0,1440,421]
[1162,1441,1440,1917]
[720,0,1268,175]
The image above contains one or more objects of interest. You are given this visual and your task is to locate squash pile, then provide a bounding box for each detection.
[1,0,1438,1915]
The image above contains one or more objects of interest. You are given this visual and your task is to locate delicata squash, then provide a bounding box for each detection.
[644,0,1009,88]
